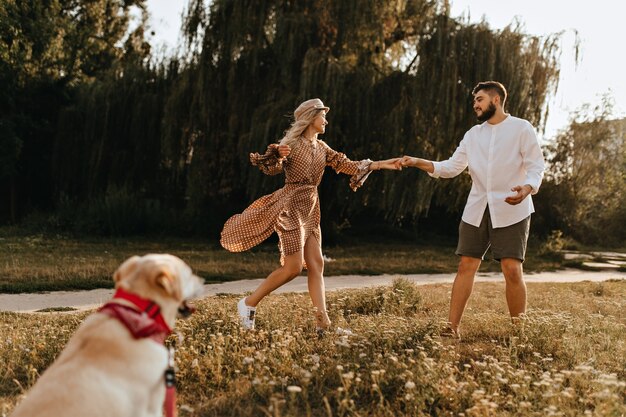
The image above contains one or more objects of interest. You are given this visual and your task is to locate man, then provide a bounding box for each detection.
[399,81,545,338]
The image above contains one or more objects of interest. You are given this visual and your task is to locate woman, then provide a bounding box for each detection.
[220,98,400,332]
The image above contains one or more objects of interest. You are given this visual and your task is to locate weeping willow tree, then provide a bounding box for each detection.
[44,0,561,236]
[166,0,561,234]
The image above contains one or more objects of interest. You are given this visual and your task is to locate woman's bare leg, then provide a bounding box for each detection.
[245,251,303,307]
[303,236,329,328]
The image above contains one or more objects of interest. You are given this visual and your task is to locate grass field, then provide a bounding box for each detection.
[0,233,564,293]
[1,280,624,416]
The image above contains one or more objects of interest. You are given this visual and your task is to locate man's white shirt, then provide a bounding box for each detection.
[429,115,545,228]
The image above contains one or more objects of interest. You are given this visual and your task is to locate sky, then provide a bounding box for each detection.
[144,0,626,140]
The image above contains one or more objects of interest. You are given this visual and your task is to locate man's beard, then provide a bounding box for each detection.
[476,102,496,122]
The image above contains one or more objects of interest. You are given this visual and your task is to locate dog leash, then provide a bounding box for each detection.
[164,346,177,417]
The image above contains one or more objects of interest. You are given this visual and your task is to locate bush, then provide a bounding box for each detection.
[541,101,626,245]
[337,278,423,317]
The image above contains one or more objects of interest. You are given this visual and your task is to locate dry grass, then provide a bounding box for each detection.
[2,280,624,416]
[0,234,563,293]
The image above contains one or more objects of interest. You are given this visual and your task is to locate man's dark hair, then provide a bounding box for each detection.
[472,81,507,107]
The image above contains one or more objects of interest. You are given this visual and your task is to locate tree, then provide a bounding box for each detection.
[173,0,561,233]
[540,97,626,244]
[0,0,148,222]
[4,0,564,237]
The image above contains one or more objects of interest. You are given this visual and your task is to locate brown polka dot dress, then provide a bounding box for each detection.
[220,139,373,266]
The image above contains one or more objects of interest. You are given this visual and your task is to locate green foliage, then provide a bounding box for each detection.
[1,0,149,84]
[165,0,562,230]
[540,98,626,244]
[4,0,563,237]
[0,0,150,221]
[52,187,184,236]
[537,230,566,258]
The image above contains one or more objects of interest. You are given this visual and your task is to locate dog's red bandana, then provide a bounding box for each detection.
[98,288,172,344]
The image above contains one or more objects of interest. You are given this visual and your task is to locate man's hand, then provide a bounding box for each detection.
[505,185,533,205]
[277,144,291,159]
[398,155,435,173]
[399,156,418,167]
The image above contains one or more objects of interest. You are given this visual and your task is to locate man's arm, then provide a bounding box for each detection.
[505,123,545,205]
[520,122,545,194]
[399,137,468,178]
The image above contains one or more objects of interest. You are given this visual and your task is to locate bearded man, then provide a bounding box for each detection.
[400,81,545,338]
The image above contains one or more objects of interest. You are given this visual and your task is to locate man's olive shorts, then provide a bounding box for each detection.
[456,208,531,262]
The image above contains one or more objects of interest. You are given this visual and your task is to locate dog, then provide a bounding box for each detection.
[11,254,204,417]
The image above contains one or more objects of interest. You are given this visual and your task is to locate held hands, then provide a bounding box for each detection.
[505,185,533,205]
[373,158,403,170]
[398,156,418,169]
[372,156,420,171]
[394,155,434,173]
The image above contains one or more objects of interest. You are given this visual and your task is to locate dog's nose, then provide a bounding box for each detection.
[178,300,196,318]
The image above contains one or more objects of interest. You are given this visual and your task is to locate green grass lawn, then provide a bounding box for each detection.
[1,280,624,416]
[0,233,564,293]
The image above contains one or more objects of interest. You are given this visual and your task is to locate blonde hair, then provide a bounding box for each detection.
[279,107,325,148]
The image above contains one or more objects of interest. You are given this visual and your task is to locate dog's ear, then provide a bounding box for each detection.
[154,266,182,301]
[114,256,141,286]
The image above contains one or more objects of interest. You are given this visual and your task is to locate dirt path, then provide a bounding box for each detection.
[1,269,625,313]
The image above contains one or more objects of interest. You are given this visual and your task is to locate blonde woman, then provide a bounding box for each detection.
[221,98,400,332]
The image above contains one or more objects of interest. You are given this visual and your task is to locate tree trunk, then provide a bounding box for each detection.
[10,175,17,223]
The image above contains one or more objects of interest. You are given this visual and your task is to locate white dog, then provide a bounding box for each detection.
[11,254,204,417]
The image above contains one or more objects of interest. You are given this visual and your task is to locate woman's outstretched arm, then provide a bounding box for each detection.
[370,158,403,171]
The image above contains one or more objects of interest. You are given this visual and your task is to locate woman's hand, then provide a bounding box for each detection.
[277,144,291,159]
[373,158,403,171]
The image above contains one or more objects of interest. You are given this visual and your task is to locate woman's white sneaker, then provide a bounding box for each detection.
[237,297,256,330]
